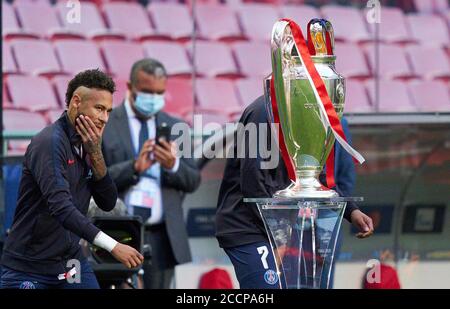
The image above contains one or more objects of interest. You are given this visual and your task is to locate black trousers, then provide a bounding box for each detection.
[142,223,177,289]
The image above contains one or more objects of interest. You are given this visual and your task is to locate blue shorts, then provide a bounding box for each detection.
[224,241,282,289]
[0,258,99,289]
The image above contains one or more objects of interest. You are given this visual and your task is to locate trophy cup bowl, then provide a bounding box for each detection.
[266,19,345,198]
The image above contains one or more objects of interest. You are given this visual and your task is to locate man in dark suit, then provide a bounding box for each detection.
[102,59,201,289]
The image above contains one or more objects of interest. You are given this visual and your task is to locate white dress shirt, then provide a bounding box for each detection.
[124,99,179,225]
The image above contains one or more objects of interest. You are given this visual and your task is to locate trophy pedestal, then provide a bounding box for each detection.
[273,177,339,198]
[244,197,363,289]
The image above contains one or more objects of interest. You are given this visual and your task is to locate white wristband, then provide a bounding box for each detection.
[93,231,118,253]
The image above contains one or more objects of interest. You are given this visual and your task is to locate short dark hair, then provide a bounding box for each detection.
[65,69,116,107]
[129,58,167,86]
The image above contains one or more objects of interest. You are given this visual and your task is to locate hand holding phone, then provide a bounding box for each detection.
[154,122,176,170]
[156,122,170,145]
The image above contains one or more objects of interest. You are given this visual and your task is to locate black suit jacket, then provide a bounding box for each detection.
[102,104,201,265]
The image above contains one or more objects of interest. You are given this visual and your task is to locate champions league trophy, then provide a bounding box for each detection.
[245,19,363,289]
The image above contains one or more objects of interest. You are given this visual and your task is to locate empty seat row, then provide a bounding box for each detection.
[3,74,449,118]
[1,75,256,117]
[3,75,449,153]
[346,79,450,113]
[3,2,449,46]
[4,38,449,82]
[7,0,450,14]
[2,39,269,79]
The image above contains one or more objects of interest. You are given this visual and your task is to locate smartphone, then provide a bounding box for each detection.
[156,122,171,145]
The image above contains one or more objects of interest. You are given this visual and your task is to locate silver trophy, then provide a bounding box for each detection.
[265,19,345,198]
[247,19,362,289]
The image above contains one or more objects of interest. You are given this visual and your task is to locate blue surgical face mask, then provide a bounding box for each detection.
[133,92,165,117]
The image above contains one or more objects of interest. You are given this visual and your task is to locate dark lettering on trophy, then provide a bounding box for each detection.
[304,102,316,109]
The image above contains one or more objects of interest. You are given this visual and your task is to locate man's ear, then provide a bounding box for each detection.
[71,93,82,109]
[126,82,135,102]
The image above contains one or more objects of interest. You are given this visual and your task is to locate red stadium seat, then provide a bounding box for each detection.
[3,81,13,108]
[15,2,84,39]
[164,78,194,120]
[345,80,373,113]
[196,78,242,115]
[112,78,128,107]
[100,41,145,79]
[232,41,271,78]
[54,40,106,74]
[2,2,19,32]
[196,112,232,127]
[196,4,244,41]
[12,0,51,3]
[2,42,18,75]
[7,75,60,111]
[280,4,321,33]
[407,14,449,47]
[235,78,263,108]
[11,39,62,76]
[52,75,71,107]
[148,3,192,41]
[335,42,371,79]
[103,2,157,41]
[223,0,243,8]
[447,10,450,28]
[3,109,49,153]
[413,0,448,14]
[2,2,37,39]
[3,109,49,131]
[367,7,412,44]
[408,80,450,112]
[366,79,417,113]
[189,41,240,78]
[237,3,280,42]
[321,5,371,42]
[56,1,126,40]
[142,42,191,77]
[46,109,65,124]
[364,43,414,79]
[406,45,450,80]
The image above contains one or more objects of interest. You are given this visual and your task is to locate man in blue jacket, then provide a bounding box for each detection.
[0,69,143,289]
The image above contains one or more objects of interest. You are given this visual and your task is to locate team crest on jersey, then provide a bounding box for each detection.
[19,281,36,289]
[264,269,278,285]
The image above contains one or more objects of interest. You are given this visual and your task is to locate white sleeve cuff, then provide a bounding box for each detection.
[93,231,118,253]
[167,157,180,173]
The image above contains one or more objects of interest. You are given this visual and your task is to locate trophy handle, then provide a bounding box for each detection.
[264,75,274,124]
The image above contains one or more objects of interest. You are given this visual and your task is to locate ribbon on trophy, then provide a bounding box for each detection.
[270,18,365,188]
[270,78,297,182]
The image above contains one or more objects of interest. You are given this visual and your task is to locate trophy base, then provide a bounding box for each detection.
[252,198,348,289]
[273,176,339,198]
